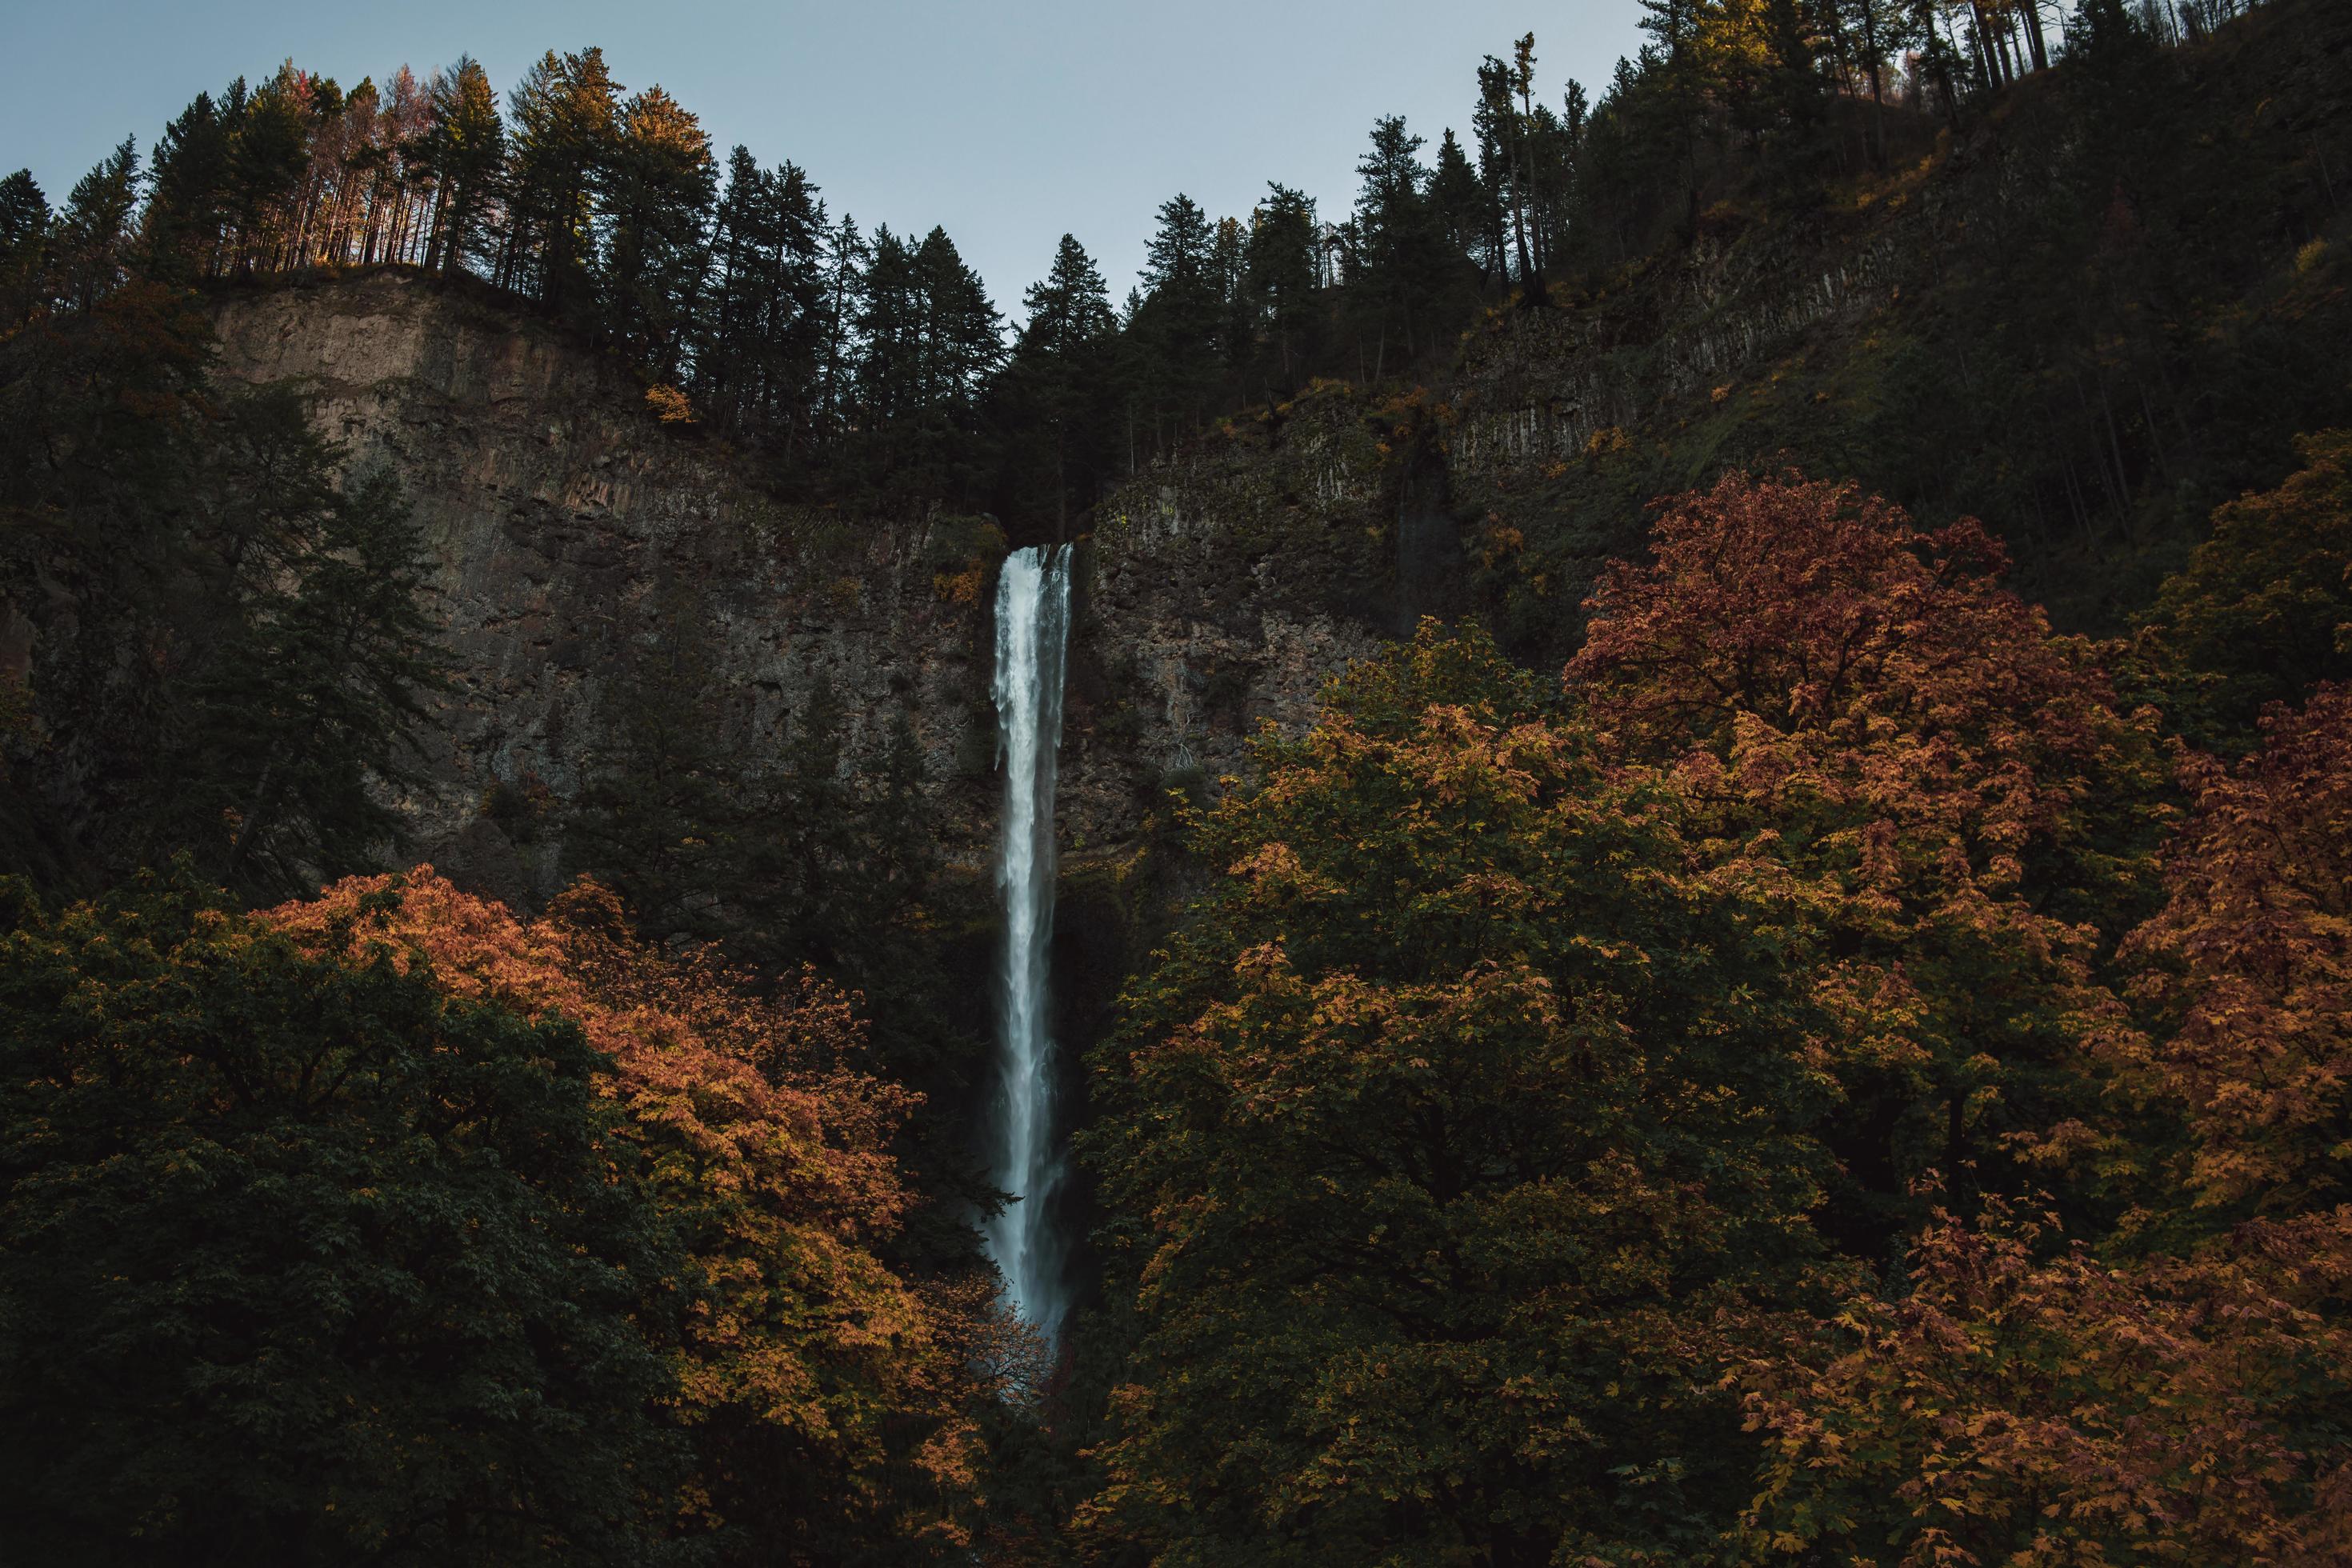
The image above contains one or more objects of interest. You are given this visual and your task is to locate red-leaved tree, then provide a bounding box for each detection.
[1564,473,2169,1244]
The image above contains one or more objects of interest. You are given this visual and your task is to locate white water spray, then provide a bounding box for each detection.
[983,544,1073,1340]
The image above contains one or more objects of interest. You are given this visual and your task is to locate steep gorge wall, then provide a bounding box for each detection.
[209,273,1403,906]
[209,272,1004,902]
[195,157,2061,918]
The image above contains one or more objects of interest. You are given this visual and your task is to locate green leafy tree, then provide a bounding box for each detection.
[2141,430,2352,746]
[1081,623,1837,1563]
[0,870,692,1564]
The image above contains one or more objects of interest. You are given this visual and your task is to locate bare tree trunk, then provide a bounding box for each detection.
[2021,0,2052,70]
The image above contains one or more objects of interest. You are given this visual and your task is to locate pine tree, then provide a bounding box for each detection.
[1347,115,1451,371]
[49,138,140,312]
[502,48,620,310]
[850,225,999,505]
[911,226,1003,498]
[156,387,450,897]
[1474,38,1549,304]
[1242,182,1321,389]
[1003,234,1118,535]
[601,84,714,379]
[1135,193,1222,439]
[815,208,866,444]
[224,69,308,274]
[142,93,232,280]
[419,57,503,276]
[0,170,46,324]
[854,222,922,443]
[1427,128,1490,282]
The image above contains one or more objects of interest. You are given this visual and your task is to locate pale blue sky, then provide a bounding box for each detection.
[0,0,1648,318]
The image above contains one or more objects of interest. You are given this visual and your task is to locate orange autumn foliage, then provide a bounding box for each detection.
[2118,686,2352,1213]
[1565,473,2158,921]
[1726,563,2352,1568]
[1564,474,2168,1233]
[1738,1198,2352,1567]
[266,869,994,1554]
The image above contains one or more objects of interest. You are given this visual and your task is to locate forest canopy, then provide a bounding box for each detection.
[2,0,2350,1562]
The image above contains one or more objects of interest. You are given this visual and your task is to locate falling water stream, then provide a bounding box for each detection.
[982,544,1073,1341]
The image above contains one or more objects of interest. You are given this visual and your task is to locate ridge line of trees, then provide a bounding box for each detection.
[0,0,2285,537]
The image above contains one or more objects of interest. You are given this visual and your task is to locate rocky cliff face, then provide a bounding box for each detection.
[209,273,1005,903]
[206,272,1398,905]
[194,184,2003,912]
[1061,394,1405,859]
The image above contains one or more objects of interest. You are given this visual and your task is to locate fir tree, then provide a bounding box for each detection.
[601,84,714,379]
[1242,182,1321,389]
[1346,114,1454,371]
[155,388,450,897]
[1134,193,1223,440]
[0,170,46,324]
[142,93,232,280]
[418,57,503,275]
[49,138,140,312]
[501,48,620,309]
[1002,234,1118,535]
[1427,128,1490,283]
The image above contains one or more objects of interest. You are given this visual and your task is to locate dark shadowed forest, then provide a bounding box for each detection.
[4,0,2352,1561]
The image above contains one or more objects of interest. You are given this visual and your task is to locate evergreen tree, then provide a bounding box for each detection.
[1134,193,1222,441]
[600,84,714,379]
[1474,37,1550,303]
[1001,234,1118,535]
[1426,128,1491,283]
[142,93,233,280]
[1241,182,1322,390]
[501,48,620,310]
[48,138,140,312]
[695,146,823,437]
[814,207,867,444]
[1346,114,1457,373]
[155,388,450,898]
[854,222,923,450]
[914,226,1004,497]
[0,873,694,1564]
[418,57,503,276]
[224,69,309,274]
[0,170,46,324]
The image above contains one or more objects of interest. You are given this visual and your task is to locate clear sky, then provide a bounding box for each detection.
[0,0,1649,320]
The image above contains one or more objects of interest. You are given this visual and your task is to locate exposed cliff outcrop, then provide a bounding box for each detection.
[203,273,1403,905]
[207,272,1004,902]
[197,0,2351,906]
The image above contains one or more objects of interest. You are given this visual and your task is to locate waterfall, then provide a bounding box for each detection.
[983,544,1073,1340]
